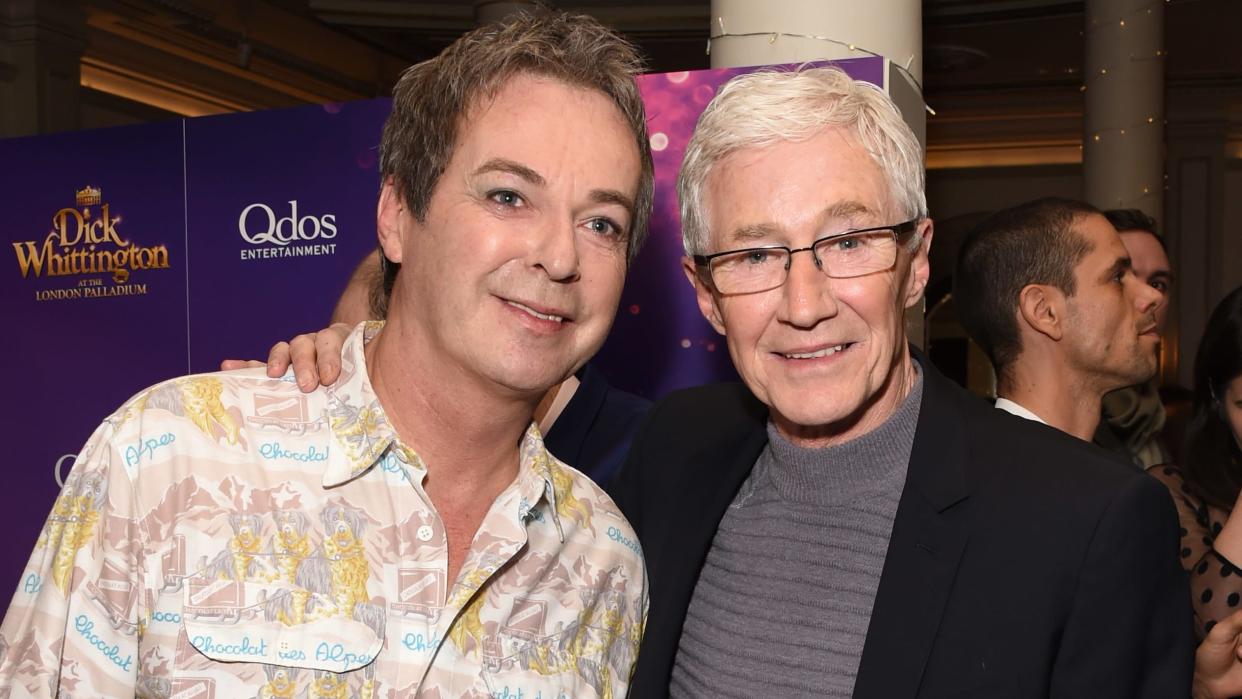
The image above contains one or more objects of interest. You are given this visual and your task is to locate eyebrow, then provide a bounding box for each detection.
[725,222,783,244]
[1102,256,1132,282]
[723,201,880,245]
[590,189,635,215]
[471,158,546,186]
[821,200,878,223]
[472,158,634,215]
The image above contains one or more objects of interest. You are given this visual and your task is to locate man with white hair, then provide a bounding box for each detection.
[611,67,1192,697]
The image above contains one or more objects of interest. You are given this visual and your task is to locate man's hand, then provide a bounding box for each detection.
[218,323,353,394]
[279,323,353,392]
[219,360,265,371]
[1194,609,1242,699]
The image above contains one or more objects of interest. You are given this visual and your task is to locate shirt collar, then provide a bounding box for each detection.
[321,322,564,534]
[994,397,1049,425]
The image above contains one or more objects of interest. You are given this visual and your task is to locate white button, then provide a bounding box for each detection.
[416,525,434,542]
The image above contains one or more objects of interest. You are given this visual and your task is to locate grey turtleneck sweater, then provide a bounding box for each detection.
[670,370,924,698]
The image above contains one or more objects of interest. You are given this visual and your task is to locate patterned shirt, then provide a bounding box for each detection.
[0,322,647,699]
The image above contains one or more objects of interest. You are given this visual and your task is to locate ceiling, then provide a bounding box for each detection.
[65,0,1242,167]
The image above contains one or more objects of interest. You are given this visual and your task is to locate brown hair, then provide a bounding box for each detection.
[953,197,1099,375]
[377,9,654,304]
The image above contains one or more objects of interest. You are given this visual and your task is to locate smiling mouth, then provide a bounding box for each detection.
[781,343,853,360]
[505,300,566,324]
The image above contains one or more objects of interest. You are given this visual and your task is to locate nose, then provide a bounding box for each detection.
[779,248,838,328]
[530,216,580,282]
[1132,275,1161,316]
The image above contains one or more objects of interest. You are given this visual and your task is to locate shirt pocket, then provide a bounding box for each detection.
[180,571,384,673]
[479,632,598,699]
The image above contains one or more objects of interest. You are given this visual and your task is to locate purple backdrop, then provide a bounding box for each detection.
[183,99,390,371]
[0,121,189,574]
[1,57,883,603]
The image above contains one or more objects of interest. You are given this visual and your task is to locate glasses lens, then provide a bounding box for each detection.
[710,248,789,294]
[815,230,897,278]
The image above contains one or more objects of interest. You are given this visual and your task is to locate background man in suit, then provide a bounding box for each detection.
[953,198,1163,441]
[954,197,1242,699]
[611,67,1192,697]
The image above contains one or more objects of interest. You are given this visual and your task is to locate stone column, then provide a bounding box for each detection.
[1082,0,1165,225]
[708,0,921,84]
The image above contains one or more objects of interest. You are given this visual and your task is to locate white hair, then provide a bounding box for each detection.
[677,66,927,255]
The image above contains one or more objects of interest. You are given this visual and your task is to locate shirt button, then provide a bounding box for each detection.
[416,525,434,542]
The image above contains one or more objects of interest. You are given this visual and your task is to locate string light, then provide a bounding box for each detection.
[706,27,930,113]
[1084,118,1163,142]
[1083,0,1174,36]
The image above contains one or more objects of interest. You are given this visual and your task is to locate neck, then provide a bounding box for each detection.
[366,317,538,491]
[773,349,918,449]
[999,354,1102,441]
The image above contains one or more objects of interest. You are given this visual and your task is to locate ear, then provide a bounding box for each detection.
[376,177,407,265]
[902,219,934,308]
[682,256,727,335]
[1017,283,1064,342]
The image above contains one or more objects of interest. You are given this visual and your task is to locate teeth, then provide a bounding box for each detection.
[784,344,847,360]
[507,301,564,323]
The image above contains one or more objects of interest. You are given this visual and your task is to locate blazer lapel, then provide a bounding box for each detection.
[854,363,972,699]
[643,407,769,693]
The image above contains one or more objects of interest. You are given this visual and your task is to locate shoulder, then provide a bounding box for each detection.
[640,382,767,438]
[126,367,315,418]
[546,456,646,576]
[920,368,1151,511]
[1147,463,1213,526]
[1147,463,1192,495]
[98,368,326,469]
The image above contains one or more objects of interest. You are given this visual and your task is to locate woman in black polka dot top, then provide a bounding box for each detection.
[1150,286,1242,638]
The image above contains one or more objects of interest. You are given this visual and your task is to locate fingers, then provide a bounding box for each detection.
[259,323,353,393]
[1194,609,1242,699]
[287,335,321,393]
[314,323,352,386]
[220,359,265,371]
[265,341,293,379]
[1209,608,1242,644]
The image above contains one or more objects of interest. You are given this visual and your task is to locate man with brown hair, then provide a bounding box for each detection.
[954,197,1163,441]
[0,11,650,698]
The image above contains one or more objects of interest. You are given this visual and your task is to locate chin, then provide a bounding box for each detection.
[769,391,863,432]
[483,358,570,395]
[502,370,570,395]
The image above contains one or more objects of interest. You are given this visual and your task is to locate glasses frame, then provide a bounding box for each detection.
[692,218,921,294]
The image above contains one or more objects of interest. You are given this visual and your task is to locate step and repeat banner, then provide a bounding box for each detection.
[0,57,882,597]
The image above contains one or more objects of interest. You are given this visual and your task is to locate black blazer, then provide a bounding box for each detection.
[610,358,1193,698]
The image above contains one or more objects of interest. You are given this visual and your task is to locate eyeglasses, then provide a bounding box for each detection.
[692,219,921,295]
